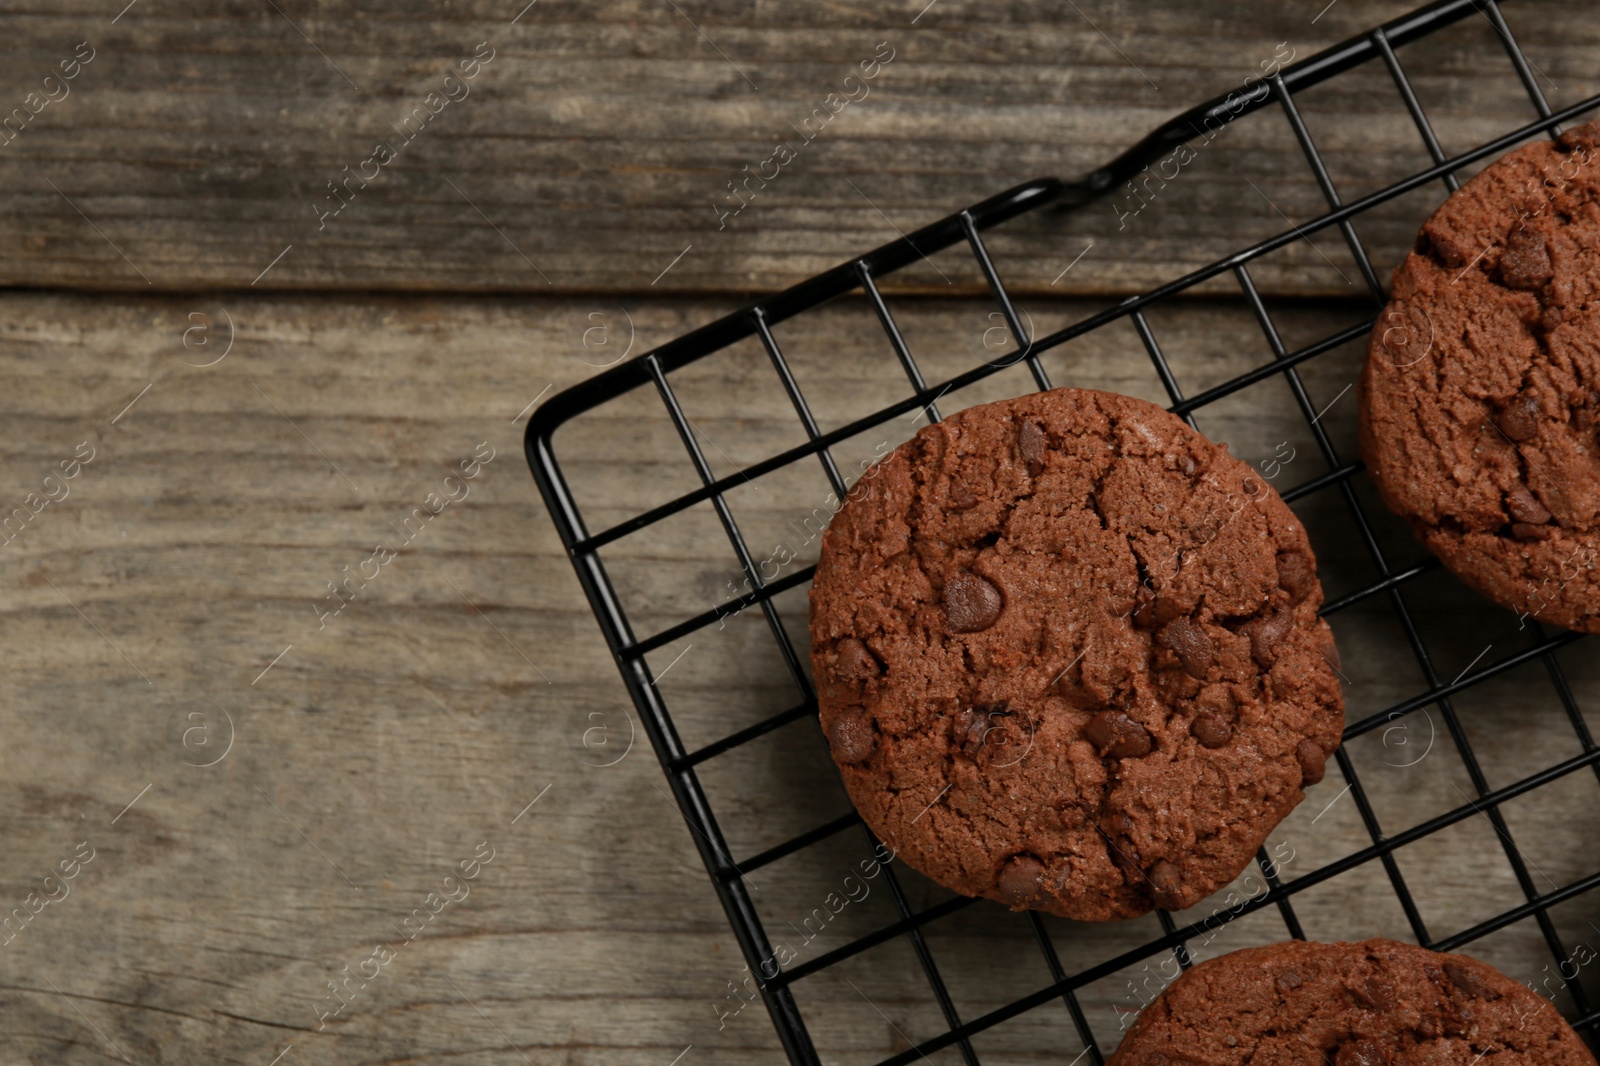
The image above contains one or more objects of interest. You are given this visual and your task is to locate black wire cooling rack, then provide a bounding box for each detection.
[526,1,1600,1061]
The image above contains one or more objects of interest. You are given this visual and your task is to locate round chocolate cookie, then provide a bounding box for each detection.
[1109,938,1597,1065]
[809,388,1343,921]
[1361,121,1600,631]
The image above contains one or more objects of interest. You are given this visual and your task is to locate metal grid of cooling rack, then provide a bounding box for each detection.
[526,0,1600,1061]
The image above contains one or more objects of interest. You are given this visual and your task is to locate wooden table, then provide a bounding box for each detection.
[3,2,1599,1063]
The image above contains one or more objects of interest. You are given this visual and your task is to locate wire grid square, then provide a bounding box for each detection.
[526,1,1600,1061]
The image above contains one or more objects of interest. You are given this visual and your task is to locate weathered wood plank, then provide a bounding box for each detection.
[2,292,1597,1063]
[1,1,1598,295]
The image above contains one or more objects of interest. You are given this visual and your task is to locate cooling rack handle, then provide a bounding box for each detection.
[1053,0,1493,209]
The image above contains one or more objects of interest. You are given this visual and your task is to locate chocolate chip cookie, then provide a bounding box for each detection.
[1109,938,1597,1064]
[809,388,1343,921]
[1361,121,1600,631]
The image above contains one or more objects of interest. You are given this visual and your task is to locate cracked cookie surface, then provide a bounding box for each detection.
[809,387,1343,921]
[1108,938,1597,1065]
[1361,121,1600,631]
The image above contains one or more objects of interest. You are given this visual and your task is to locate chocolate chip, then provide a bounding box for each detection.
[827,709,875,763]
[951,707,987,755]
[1335,1039,1388,1066]
[953,701,1013,757]
[1319,637,1342,673]
[1107,812,1133,834]
[1191,713,1233,749]
[1512,522,1555,541]
[1274,968,1302,995]
[1146,859,1184,910]
[1179,454,1197,478]
[1444,961,1502,1001]
[1296,738,1328,786]
[1243,607,1296,668]
[1242,476,1261,496]
[1157,618,1214,679]
[1277,550,1317,605]
[1357,977,1397,1012]
[1500,226,1553,290]
[947,489,979,511]
[997,854,1046,905]
[1506,484,1552,525]
[944,572,1003,633]
[832,637,880,683]
[1018,419,1048,475]
[1084,710,1153,759]
[1496,390,1541,442]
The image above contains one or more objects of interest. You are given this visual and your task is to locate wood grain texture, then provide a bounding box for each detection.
[2,291,1597,1064]
[0,0,1598,295]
